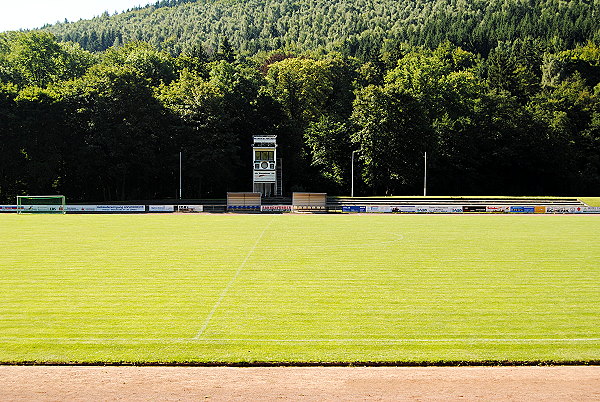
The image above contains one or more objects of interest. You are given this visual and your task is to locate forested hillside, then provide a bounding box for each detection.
[44,0,599,58]
[0,0,599,202]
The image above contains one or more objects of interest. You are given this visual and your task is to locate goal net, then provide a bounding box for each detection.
[17,195,66,214]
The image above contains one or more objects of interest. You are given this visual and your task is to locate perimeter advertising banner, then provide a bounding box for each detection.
[342,206,367,213]
[97,205,145,212]
[366,205,390,213]
[177,205,203,212]
[424,206,461,213]
[486,206,510,213]
[149,205,175,212]
[545,206,600,213]
[18,205,64,212]
[570,206,600,213]
[510,206,536,213]
[65,205,98,212]
[365,205,419,213]
[391,206,417,213]
[546,206,576,213]
[261,205,293,212]
[65,205,145,212]
[0,205,18,212]
[463,206,486,213]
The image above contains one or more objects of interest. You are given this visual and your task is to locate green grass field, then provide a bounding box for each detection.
[0,214,598,364]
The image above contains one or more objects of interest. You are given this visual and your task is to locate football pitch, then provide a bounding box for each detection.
[0,214,598,364]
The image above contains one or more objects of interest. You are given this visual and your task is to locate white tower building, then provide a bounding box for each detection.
[252,135,281,196]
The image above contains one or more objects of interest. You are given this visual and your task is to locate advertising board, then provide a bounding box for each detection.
[253,135,277,144]
[572,206,591,213]
[545,206,600,214]
[149,205,175,212]
[177,205,203,212]
[463,206,486,213]
[0,205,19,212]
[261,205,292,212]
[65,205,98,212]
[96,205,145,212]
[546,206,575,213]
[534,206,546,214]
[18,205,64,212]
[486,206,510,213]
[426,206,456,213]
[64,205,145,213]
[366,205,390,213]
[390,206,417,213]
[510,206,535,213]
[342,206,366,213]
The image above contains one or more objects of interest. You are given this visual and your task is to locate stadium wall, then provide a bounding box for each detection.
[1,205,600,214]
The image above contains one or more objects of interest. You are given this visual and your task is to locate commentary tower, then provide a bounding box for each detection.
[252,135,281,196]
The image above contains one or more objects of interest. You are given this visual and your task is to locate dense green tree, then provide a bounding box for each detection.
[0,83,19,202]
[0,32,95,88]
[304,116,353,191]
[100,41,177,85]
[57,64,170,201]
[156,62,269,196]
[1,15,600,201]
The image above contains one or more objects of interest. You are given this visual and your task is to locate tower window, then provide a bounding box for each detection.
[255,151,274,161]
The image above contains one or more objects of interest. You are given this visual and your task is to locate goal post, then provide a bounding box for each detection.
[17,195,66,214]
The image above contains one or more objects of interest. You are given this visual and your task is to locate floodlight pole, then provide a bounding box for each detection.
[423,151,427,197]
[179,151,182,200]
[351,150,358,197]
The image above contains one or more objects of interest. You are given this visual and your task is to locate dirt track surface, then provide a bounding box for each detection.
[1,366,598,401]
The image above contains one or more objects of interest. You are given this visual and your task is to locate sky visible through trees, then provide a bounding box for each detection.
[0,1,154,32]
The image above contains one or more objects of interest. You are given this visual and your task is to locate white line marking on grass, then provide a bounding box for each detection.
[194,216,275,340]
[188,338,600,344]
[2,337,599,344]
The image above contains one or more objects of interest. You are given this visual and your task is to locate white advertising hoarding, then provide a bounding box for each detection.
[65,205,98,212]
[96,205,145,212]
[18,205,64,212]
[486,206,510,213]
[149,205,175,212]
[391,206,417,213]
[366,206,390,213]
[427,206,459,213]
[66,205,145,212]
[261,205,292,212]
[546,206,578,214]
[177,205,203,212]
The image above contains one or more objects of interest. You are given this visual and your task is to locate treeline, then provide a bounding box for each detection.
[43,0,600,59]
[1,31,599,202]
